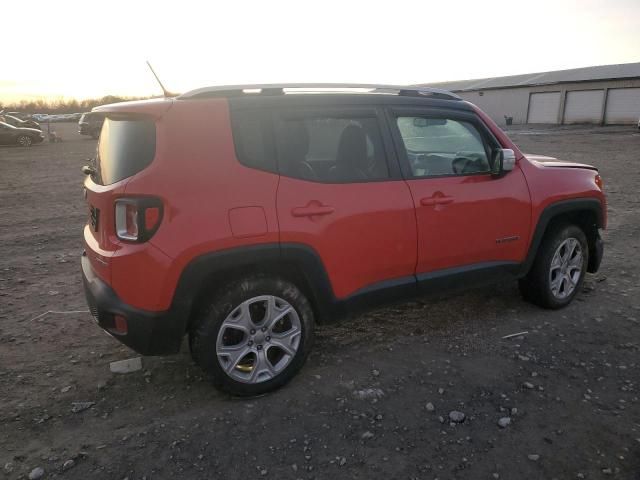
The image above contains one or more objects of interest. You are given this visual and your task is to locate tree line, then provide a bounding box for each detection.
[1,95,153,114]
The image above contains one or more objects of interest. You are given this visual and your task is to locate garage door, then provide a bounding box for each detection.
[605,88,640,124]
[563,90,604,124]
[527,92,561,124]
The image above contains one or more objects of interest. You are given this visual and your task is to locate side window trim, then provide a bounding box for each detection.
[272,106,401,184]
[385,106,500,180]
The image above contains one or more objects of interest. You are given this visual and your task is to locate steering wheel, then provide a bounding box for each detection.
[452,152,486,174]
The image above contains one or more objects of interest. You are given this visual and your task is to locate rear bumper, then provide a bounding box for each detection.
[81,252,184,355]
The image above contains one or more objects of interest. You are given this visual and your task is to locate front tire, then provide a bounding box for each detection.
[17,135,32,147]
[519,223,589,309]
[190,275,315,396]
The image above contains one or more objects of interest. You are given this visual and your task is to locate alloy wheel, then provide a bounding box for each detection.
[216,295,302,384]
[549,237,584,300]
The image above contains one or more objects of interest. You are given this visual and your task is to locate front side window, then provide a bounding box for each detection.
[275,114,389,182]
[396,117,492,177]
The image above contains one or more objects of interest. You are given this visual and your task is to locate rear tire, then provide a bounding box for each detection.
[17,135,32,147]
[190,275,315,396]
[519,223,588,309]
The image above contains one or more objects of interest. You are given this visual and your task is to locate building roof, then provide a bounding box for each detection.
[420,62,640,92]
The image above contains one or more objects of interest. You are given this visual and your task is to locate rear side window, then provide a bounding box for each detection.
[231,110,277,173]
[274,114,389,183]
[96,118,156,185]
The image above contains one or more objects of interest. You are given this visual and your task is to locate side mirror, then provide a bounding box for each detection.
[492,148,516,176]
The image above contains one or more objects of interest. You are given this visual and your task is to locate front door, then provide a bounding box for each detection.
[389,108,531,277]
[274,106,417,299]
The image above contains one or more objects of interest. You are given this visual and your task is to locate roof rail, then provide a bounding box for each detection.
[178,83,461,101]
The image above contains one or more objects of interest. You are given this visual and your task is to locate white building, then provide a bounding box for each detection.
[423,62,640,126]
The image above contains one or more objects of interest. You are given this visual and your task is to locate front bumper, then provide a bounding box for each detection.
[81,252,184,355]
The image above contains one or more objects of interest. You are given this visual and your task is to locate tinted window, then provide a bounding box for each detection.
[396,117,491,177]
[96,118,156,185]
[231,110,276,173]
[275,114,389,182]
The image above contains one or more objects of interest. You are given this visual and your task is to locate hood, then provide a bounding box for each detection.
[525,154,598,172]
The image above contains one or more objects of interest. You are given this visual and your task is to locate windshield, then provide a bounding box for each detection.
[95,118,156,185]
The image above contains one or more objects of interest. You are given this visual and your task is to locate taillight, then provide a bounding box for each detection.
[115,197,163,242]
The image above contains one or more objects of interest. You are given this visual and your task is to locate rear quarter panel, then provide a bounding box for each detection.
[119,98,280,311]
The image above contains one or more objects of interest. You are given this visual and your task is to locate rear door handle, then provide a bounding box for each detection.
[420,196,454,206]
[291,205,335,217]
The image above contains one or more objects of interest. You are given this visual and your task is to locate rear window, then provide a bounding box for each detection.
[95,118,156,185]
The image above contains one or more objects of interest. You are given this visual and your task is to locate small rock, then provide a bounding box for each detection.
[60,386,71,393]
[71,401,95,413]
[497,417,511,428]
[527,454,540,461]
[448,411,465,423]
[426,402,435,412]
[62,459,75,471]
[260,468,268,475]
[339,457,347,466]
[372,369,380,377]
[29,467,45,480]
[438,388,445,395]
[492,474,499,479]
[291,464,297,472]
[353,388,384,400]
[523,382,535,389]
[361,431,374,440]
[602,468,612,475]
[4,463,14,474]
[110,357,142,374]
[438,415,445,423]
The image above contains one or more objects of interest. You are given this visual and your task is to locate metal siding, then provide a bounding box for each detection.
[604,88,640,124]
[459,89,530,125]
[527,92,561,124]
[563,90,605,124]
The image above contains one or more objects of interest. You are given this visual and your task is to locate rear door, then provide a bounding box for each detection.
[388,107,531,279]
[274,106,417,299]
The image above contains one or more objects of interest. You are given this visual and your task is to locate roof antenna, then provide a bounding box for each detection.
[146,61,178,97]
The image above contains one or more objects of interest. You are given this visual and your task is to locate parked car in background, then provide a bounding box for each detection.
[0,121,45,146]
[2,114,41,130]
[78,112,105,139]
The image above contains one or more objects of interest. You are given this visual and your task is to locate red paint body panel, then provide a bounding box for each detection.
[407,167,531,273]
[277,178,417,298]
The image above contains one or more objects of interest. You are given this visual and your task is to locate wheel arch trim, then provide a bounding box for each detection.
[521,197,604,276]
[170,243,336,331]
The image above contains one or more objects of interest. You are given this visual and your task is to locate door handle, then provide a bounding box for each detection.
[420,196,454,206]
[291,205,335,217]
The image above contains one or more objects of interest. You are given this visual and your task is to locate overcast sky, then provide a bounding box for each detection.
[2,0,639,102]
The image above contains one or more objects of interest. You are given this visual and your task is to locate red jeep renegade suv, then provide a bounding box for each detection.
[81,84,605,396]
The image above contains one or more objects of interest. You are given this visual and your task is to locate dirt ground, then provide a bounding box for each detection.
[1,122,639,480]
